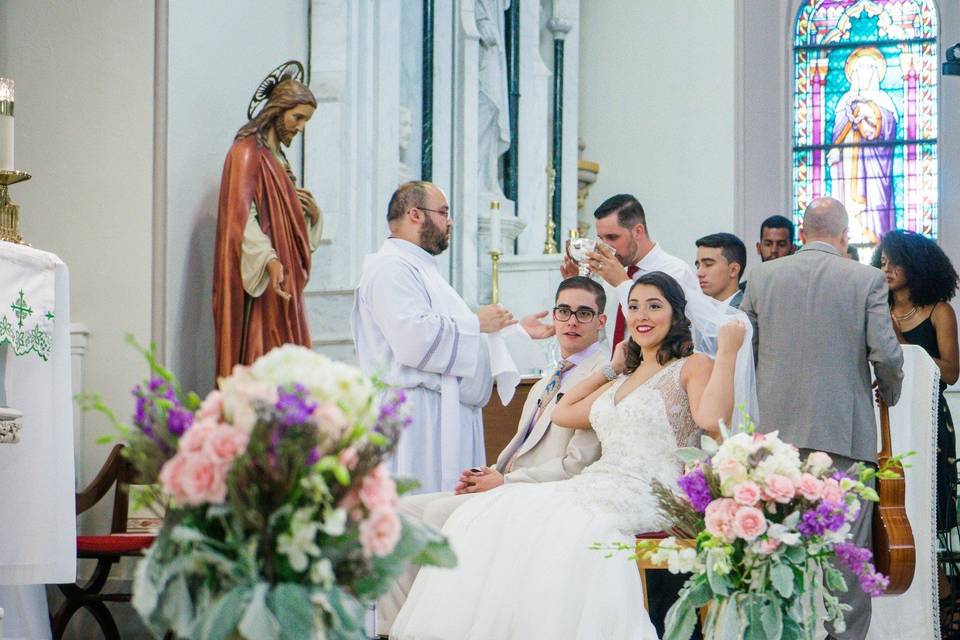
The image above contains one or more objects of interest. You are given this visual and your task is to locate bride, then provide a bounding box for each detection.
[391,272,746,639]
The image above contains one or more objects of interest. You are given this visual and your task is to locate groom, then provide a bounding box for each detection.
[376,276,609,637]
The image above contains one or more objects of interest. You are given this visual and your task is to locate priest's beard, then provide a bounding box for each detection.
[420,216,450,255]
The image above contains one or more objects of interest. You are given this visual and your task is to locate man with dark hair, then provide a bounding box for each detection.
[376,275,608,636]
[757,214,797,262]
[562,194,698,351]
[353,181,554,497]
[696,233,747,308]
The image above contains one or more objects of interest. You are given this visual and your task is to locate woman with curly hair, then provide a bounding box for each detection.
[872,231,959,533]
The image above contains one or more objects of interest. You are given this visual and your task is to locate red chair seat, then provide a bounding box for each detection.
[635,531,670,540]
[77,534,155,555]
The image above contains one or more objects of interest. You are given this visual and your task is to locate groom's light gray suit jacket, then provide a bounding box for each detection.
[740,242,903,463]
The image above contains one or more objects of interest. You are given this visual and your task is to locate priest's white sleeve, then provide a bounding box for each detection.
[240,202,276,297]
[365,263,481,378]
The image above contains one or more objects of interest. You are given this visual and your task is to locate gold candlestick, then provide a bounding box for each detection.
[0,170,30,245]
[489,250,502,304]
[543,166,558,254]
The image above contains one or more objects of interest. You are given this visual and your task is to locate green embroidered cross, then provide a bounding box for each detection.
[11,290,32,328]
[45,311,54,321]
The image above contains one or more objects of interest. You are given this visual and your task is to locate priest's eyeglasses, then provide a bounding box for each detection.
[552,306,597,323]
[418,207,450,219]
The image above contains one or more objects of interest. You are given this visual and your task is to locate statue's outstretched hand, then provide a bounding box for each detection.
[266,258,292,302]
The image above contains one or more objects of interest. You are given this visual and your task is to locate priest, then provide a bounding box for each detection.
[352,181,551,494]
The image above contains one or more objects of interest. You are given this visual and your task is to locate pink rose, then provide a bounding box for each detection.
[758,537,781,555]
[732,481,762,506]
[204,425,249,465]
[159,453,190,503]
[796,473,824,501]
[180,454,227,505]
[821,478,843,504]
[338,446,359,471]
[339,488,360,511]
[717,458,746,485]
[179,418,217,454]
[359,464,398,510]
[198,390,224,420]
[314,404,348,436]
[763,474,796,504]
[732,506,767,541]
[704,498,738,543]
[359,506,401,557]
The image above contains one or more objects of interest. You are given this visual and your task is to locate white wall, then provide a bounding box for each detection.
[163,0,309,395]
[0,1,154,499]
[578,0,736,266]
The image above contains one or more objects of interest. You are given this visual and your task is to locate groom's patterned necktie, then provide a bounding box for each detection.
[506,359,574,473]
[611,265,640,355]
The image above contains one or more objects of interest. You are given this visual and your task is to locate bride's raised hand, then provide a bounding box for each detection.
[717,320,746,354]
[610,340,629,375]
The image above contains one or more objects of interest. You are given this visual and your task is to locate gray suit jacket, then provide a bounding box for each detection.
[739,241,903,462]
[493,348,605,483]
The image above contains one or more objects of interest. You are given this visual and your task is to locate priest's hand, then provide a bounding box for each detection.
[520,310,556,339]
[297,188,321,226]
[477,304,516,333]
[586,243,629,286]
[457,467,504,494]
[266,258,292,302]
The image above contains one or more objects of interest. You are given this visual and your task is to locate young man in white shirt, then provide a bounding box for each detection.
[695,232,747,308]
[560,194,698,351]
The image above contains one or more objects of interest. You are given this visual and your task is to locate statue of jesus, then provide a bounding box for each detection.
[213,62,323,380]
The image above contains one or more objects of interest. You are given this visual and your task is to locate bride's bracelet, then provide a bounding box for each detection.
[600,364,619,381]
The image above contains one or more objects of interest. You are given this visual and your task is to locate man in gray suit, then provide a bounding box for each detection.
[740,196,903,640]
[376,276,608,636]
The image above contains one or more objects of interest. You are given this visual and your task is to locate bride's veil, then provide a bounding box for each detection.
[682,286,760,425]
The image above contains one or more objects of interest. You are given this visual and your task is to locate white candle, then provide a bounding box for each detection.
[489,200,501,253]
[0,78,13,171]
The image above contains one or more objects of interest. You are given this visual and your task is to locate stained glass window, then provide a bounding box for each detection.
[792,0,938,254]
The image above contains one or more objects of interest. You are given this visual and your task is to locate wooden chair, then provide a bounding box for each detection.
[51,444,156,640]
[635,532,707,626]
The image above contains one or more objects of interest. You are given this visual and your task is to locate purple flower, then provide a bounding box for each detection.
[859,570,890,597]
[798,501,847,536]
[307,447,321,466]
[166,406,194,437]
[274,384,319,427]
[832,542,889,596]
[677,468,713,513]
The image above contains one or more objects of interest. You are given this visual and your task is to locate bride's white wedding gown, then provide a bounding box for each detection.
[391,357,698,640]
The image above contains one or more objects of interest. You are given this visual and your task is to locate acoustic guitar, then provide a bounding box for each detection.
[871,398,916,595]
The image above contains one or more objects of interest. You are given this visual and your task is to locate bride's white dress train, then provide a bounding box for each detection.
[392,357,698,640]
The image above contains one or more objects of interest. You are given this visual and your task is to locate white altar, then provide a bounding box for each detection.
[867,345,940,640]
[0,243,75,640]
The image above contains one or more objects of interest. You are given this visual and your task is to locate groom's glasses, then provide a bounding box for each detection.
[552,306,598,323]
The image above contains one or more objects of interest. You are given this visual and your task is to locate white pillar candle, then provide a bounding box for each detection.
[489,200,501,253]
[0,78,13,171]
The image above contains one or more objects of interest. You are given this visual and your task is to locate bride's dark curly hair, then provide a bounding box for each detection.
[623,272,694,373]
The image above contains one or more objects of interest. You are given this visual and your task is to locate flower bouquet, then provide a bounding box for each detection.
[624,419,905,640]
[82,342,454,640]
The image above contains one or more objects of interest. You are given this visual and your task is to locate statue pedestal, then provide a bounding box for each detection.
[499,254,564,374]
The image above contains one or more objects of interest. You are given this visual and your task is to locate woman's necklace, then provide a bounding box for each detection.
[893,305,920,322]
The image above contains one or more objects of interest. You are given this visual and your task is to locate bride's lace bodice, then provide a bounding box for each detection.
[560,357,697,533]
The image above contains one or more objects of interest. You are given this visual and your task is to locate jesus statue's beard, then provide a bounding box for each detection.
[276,119,295,147]
[420,216,449,255]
